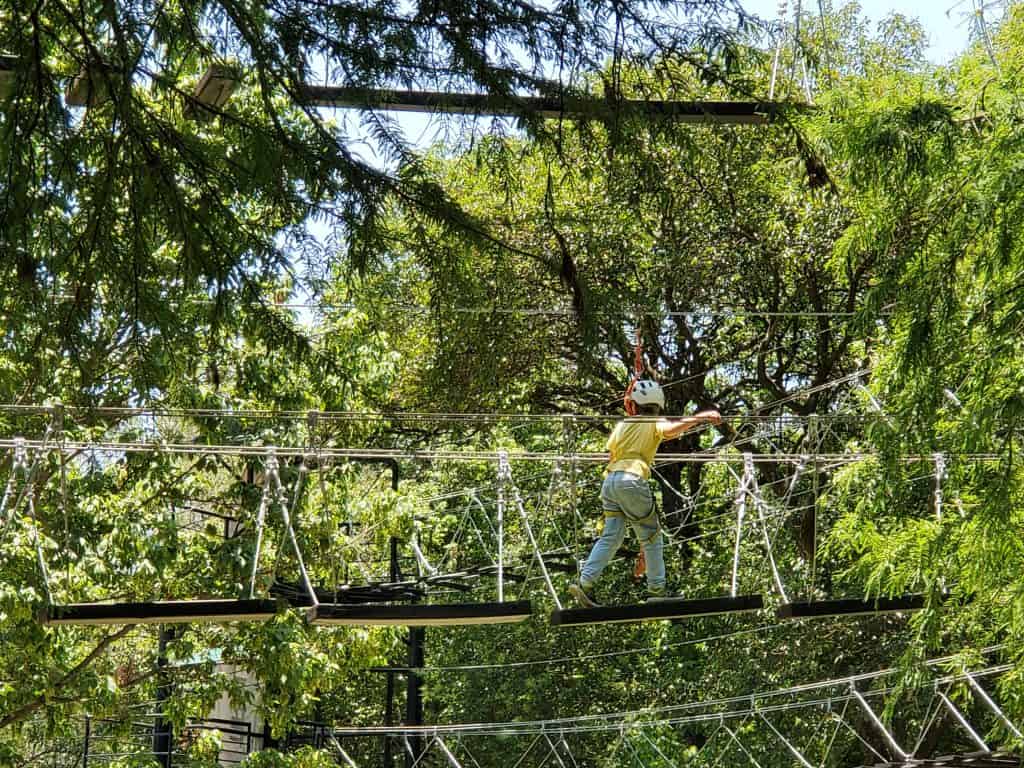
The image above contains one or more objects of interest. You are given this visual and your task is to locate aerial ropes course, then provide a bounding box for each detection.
[0,378,967,632]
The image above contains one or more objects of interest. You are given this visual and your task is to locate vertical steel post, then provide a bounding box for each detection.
[405,627,424,768]
[152,627,174,768]
[82,716,91,768]
[851,687,908,760]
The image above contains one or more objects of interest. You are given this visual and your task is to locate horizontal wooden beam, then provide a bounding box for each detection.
[307,600,533,626]
[41,599,281,626]
[300,86,803,124]
[775,594,926,621]
[550,594,764,627]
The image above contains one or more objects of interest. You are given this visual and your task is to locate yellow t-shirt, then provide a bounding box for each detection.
[606,418,669,479]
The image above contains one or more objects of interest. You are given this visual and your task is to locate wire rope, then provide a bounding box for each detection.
[328,662,1010,738]
[0,438,1004,464]
[394,623,777,673]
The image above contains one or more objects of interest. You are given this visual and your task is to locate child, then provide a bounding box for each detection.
[569,380,721,606]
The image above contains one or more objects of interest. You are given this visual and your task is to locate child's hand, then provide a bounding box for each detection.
[696,409,722,426]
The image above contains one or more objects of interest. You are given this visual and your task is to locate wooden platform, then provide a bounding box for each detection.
[776,594,926,620]
[307,600,533,627]
[551,594,765,627]
[40,599,281,626]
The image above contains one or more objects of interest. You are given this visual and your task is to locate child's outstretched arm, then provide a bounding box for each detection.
[659,410,722,440]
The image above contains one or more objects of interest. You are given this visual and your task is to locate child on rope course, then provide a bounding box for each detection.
[569,380,721,607]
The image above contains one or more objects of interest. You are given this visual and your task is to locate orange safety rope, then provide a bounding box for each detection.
[625,328,648,580]
[623,330,644,416]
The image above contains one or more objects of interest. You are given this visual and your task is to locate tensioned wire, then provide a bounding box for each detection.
[14,415,942,593]
[0,325,868,423]
[351,467,949,696]
[423,420,821,504]
[10,374,948,597]
[328,659,1009,737]
[379,623,778,673]
[366,665,1012,737]
[0,362,864,528]
[0,328,872,424]
[42,291,888,318]
[2,438,1002,463]
[0,404,869,423]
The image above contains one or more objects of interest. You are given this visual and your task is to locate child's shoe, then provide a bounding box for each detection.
[568,582,599,608]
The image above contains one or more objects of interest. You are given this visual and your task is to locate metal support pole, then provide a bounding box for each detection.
[938,692,989,752]
[82,715,90,768]
[436,737,464,768]
[758,712,814,768]
[496,457,505,603]
[383,536,400,768]
[966,673,1023,740]
[851,687,908,760]
[405,632,425,767]
[153,627,174,768]
[731,467,750,598]
[724,724,765,768]
[502,452,562,609]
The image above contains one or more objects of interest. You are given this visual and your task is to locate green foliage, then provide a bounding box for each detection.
[5,1,1024,765]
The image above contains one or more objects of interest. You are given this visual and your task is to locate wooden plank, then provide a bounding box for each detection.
[186,64,240,119]
[775,594,926,620]
[308,600,533,627]
[40,599,281,626]
[551,594,764,627]
[300,86,801,124]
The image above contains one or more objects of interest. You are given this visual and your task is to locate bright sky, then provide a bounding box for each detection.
[740,0,992,63]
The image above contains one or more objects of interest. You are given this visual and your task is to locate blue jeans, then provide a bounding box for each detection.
[580,471,665,592]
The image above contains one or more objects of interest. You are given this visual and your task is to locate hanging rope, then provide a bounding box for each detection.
[933,453,946,523]
[411,537,439,577]
[623,329,644,416]
[0,440,25,525]
[730,466,751,598]
[743,454,790,603]
[266,448,319,607]
[25,458,54,606]
[56,403,72,594]
[248,464,275,599]
[495,467,507,602]
[501,452,562,610]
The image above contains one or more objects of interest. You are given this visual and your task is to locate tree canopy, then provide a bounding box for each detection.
[2,0,1024,766]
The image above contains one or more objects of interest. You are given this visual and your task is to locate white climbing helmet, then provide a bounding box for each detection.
[629,380,665,409]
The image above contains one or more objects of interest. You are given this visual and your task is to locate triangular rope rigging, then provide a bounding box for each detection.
[40,447,308,626]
